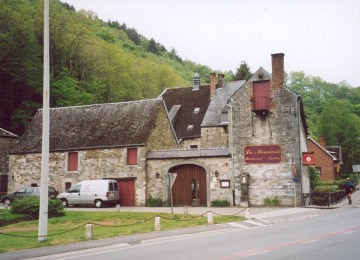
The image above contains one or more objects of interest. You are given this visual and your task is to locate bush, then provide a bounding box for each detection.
[314,185,338,192]
[210,199,230,207]
[264,196,281,206]
[145,196,165,207]
[10,197,64,218]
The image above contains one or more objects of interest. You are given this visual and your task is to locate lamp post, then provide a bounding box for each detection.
[38,0,50,242]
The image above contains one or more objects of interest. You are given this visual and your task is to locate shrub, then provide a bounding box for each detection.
[145,196,165,207]
[309,166,320,190]
[314,185,338,192]
[264,196,281,206]
[210,199,230,207]
[10,197,64,218]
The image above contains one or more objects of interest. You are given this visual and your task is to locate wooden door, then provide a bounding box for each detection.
[118,179,135,206]
[170,164,206,206]
[0,175,8,196]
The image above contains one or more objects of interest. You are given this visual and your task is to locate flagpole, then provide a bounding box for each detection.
[38,0,50,242]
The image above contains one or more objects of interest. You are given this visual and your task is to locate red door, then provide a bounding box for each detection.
[170,164,206,206]
[118,179,136,206]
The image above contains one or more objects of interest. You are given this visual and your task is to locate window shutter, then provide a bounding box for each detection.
[68,152,78,171]
[127,148,138,165]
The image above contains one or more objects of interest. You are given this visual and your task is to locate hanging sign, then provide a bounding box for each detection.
[244,145,281,163]
[302,152,315,165]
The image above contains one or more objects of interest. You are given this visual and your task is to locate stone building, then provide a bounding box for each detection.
[9,99,178,206]
[9,53,310,207]
[0,128,17,196]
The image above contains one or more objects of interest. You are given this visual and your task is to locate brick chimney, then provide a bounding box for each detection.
[319,137,327,147]
[210,72,216,98]
[217,74,224,88]
[271,53,285,88]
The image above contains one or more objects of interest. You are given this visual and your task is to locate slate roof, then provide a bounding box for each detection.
[160,85,211,139]
[0,128,18,138]
[10,99,165,154]
[201,80,245,127]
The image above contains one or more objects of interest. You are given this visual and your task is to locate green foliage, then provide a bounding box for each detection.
[234,61,253,81]
[288,72,360,173]
[145,196,166,207]
[10,197,64,218]
[314,185,339,192]
[263,197,281,207]
[309,166,320,190]
[210,199,230,207]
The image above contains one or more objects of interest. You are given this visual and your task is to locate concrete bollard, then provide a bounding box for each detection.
[183,206,188,215]
[155,217,161,231]
[245,208,250,219]
[116,204,121,212]
[85,224,92,240]
[207,211,214,224]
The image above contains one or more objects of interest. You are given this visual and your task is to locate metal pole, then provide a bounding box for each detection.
[38,0,50,242]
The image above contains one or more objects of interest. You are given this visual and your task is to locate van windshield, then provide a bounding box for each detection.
[69,185,81,193]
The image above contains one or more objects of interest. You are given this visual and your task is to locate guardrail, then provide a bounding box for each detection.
[302,190,346,207]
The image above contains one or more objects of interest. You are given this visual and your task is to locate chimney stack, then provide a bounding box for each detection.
[319,137,327,147]
[192,72,200,91]
[218,74,224,88]
[271,53,284,88]
[210,72,216,98]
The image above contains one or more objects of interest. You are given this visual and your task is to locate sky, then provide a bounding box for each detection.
[63,0,360,87]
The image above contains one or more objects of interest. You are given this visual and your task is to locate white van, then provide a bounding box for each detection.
[57,179,119,208]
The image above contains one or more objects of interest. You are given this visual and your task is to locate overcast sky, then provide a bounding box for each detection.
[63,0,360,86]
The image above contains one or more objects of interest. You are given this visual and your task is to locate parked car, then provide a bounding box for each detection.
[57,179,119,208]
[1,186,58,205]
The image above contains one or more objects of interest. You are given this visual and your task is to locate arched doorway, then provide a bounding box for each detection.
[170,164,207,206]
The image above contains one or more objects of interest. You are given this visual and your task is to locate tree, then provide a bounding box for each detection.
[318,99,360,173]
[234,61,252,81]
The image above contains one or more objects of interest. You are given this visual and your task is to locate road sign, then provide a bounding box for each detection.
[164,173,177,188]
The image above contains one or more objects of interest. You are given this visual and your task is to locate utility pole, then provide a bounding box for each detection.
[38,0,50,242]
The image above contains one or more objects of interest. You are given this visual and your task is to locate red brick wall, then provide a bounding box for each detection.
[307,140,336,180]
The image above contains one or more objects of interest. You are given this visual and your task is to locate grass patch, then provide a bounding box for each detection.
[0,210,243,252]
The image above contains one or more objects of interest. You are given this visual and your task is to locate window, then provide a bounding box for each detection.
[68,152,78,171]
[316,167,322,175]
[127,148,138,165]
[65,182,72,190]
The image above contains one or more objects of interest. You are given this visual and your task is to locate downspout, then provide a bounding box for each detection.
[297,96,303,197]
[226,99,235,206]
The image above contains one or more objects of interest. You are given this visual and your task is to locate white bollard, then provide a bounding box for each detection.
[116,204,121,212]
[155,217,161,231]
[207,211,214,224]
[85,224,92,240]
[245,208,250,219]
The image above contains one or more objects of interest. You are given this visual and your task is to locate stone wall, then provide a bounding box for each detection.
[9,147,148,205]
[0,138,17,175]
[146,157,232,206]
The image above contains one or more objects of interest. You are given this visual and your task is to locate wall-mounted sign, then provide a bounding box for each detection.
[244,145,281,163]
[220,180,230,188]
[302,152,315,165]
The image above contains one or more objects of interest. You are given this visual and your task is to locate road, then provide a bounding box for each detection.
[24,206,360,260]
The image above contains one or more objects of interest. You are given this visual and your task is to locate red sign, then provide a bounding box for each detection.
[302,152,315,165]
[244,145,281,163]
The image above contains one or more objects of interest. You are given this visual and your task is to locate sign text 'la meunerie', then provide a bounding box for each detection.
[244,145,281,163]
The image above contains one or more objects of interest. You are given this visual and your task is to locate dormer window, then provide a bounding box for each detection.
[193,107,200,114]
[252,80,271,116]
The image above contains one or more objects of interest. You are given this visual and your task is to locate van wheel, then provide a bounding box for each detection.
[61,199,68,207]
[94,199,103,208]
[4,198,11,205]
